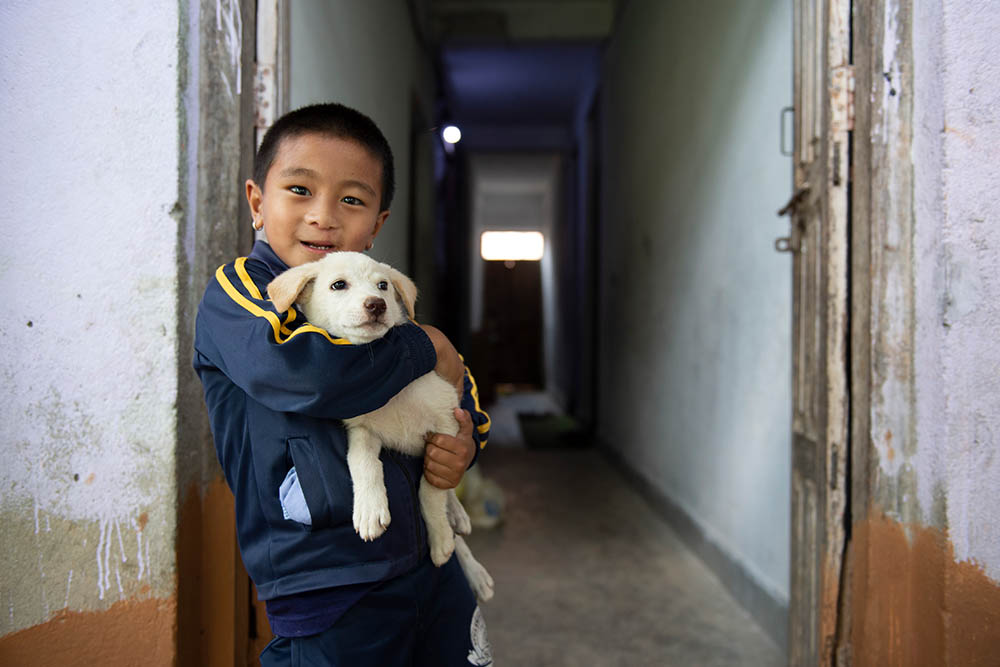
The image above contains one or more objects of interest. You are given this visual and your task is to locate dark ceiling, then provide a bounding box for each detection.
[425,0,616,134]
[441,44,602,125]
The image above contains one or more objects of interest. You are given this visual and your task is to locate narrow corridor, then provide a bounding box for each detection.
[465,398,783,666]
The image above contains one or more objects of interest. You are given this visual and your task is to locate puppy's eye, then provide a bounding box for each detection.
[377,281,388,291]
[331,280,347,290]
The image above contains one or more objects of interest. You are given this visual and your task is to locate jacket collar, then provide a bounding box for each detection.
[249,240,290,278]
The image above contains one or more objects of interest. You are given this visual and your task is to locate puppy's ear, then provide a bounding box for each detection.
[388,268,418,320]
[267,263,321,313]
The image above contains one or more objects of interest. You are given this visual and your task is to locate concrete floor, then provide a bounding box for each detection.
[463,398,784,666]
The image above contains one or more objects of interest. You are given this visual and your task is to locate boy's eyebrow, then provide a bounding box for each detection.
[278,167,377,198]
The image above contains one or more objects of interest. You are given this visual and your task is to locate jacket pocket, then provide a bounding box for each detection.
[285,436,342,530]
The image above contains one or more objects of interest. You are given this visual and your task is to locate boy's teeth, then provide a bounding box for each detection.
[306,243,333,249]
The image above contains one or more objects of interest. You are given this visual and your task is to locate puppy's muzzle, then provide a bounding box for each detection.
[364,297,387,320]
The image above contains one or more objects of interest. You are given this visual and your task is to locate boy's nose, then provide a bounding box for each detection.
[305,203,339,228]
[364,297,386,318]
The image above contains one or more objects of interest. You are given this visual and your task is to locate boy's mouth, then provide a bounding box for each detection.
[302,241,336,253]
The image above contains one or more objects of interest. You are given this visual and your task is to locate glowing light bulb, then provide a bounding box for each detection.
[442,125,462,144]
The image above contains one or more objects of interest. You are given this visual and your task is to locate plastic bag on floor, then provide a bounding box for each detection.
[457,466,504,529]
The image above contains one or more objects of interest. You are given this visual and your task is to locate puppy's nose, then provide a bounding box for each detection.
[364,297,386,318]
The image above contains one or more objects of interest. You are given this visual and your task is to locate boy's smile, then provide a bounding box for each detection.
[247,133,389,268]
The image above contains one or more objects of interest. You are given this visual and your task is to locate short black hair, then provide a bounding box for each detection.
[253,103,395,212]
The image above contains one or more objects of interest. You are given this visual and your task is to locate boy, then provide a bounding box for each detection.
[193,103,493,666]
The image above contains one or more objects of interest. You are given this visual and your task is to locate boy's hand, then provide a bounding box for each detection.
[424,408,476,489]
[420,324,464,395]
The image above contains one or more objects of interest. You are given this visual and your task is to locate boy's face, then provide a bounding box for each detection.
[246,133,389,268]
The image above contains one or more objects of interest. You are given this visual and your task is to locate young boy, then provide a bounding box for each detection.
[193,103,493,666]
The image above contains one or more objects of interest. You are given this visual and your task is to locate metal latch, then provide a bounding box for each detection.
[778,185,810,217]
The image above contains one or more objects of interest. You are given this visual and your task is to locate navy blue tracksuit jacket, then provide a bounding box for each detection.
[193,241,490,601]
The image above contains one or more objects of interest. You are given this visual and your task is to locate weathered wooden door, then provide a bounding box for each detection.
[782,0,852,663]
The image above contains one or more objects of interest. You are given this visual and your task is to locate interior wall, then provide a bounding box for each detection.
[598,0,793,619]
[288,0,437,273]
[911,0,1000,578]
[0,1,187,661]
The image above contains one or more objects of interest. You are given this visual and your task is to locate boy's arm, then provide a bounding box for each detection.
[194,262,436,420]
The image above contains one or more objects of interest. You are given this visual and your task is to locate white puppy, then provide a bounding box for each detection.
[267,251,494,602]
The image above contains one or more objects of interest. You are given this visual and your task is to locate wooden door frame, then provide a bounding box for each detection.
[835,0,917,661]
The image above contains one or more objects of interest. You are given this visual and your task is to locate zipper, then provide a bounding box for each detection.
[389,451,424,558]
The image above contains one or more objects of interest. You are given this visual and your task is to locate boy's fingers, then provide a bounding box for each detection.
[425,443,462,467]
[424,456,457,479]
[454,408,473,435]
[423,462,457,489]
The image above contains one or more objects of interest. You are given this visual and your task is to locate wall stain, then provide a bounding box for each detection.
[0,596,175,666]
[850,514,1000,665]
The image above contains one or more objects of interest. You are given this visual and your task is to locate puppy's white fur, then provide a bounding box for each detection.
[268,251,494,602]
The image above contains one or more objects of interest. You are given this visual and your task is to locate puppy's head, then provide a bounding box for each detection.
[267,252,418,344]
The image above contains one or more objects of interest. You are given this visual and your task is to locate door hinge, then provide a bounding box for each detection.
[254,62,276,131]
[831,65,856,132]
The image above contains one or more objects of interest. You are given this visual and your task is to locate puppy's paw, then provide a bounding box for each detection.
[353,493,391,541]
[447,498,473,536]
[465,562,495,603]
[429,530,456,566]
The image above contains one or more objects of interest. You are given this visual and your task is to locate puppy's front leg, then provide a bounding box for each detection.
[419,478,455,566]
[347,427,391,541]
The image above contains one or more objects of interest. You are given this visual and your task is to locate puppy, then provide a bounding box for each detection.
[267,251,494,602]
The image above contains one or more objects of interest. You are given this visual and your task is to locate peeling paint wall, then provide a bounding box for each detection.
[850,0,1000,660]
[0,1,182,646]
[598,0,793,626]
[912,0,1000,578]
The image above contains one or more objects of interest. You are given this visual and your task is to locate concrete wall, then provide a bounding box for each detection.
[0,0,184,659]
[598,0,793,632]
[289,0,437,274]
[0,1,253,662]
[912,0,1000,577]
[846,0,1000,662]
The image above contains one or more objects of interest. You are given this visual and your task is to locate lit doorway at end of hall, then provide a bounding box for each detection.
[466,154,560,409]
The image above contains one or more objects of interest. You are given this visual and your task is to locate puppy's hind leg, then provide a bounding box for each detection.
[419,478,455,566]
[455,535,494,603]
[347,427,391,541]
[447,489,472,536]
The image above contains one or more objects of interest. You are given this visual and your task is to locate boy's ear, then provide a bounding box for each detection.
[246,179,263,222]
[267,263,321,313]
[388,267,418,320]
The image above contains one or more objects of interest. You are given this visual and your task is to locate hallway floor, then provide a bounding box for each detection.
[464,398,784,666]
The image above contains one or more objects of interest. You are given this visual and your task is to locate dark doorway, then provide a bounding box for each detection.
[471,259,544,404]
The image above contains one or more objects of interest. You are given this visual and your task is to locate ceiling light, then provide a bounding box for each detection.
[442,125,462,144]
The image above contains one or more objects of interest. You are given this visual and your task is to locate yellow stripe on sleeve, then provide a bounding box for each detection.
[464,364,491,447]
[214,262,353,346]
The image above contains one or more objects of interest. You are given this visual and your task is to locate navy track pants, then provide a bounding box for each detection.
[259,554,493,667]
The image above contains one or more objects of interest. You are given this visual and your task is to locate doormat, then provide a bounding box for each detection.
[517,413,591,449]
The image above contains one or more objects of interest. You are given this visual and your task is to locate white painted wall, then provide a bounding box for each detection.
[599,0,793,603]
[913,0,1000,578]
[0,1,182,632]
[289,0,435,273]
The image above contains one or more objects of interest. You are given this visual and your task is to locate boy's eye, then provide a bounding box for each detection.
[331,280,347,290]
[341,196,363,206]
[377,281,388,291]
[290,185,311,196]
